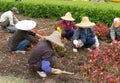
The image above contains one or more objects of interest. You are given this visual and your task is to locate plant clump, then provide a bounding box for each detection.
[82,40,120,83]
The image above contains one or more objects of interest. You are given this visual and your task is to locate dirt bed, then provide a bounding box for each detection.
[0,14,108,83]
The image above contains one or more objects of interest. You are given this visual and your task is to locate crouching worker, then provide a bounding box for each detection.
[8,20,38,54]
[0,7,19,33]
[73,16,97,52]
[109,17,120,41]
[54,12,77,40]
[28,31,67,77]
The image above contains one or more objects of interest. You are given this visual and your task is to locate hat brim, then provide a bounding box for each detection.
[43,36,64,47]
[76,23,95,28]
[15,20,36,30]
[61,17,75,21]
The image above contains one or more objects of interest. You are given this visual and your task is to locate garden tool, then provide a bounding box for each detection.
[52,68,74,75]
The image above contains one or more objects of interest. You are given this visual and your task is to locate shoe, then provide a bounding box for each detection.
[15,50,26,54]
[87,48,92,51]
[37,71,47,78]
[73,48,78,52]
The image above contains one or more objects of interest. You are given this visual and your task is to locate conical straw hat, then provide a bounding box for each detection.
[15,20,36,30]
[61,12,75,21]
[43,31,64,47]
[76,16,95,28]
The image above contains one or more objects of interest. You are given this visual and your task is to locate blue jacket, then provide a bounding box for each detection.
[73,27,95,43]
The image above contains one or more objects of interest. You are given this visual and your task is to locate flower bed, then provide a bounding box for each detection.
[82,40,120,83]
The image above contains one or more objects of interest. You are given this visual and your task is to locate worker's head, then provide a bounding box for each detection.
[11,7,19,14]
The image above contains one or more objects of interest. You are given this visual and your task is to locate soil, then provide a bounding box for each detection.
[0,14,109,83]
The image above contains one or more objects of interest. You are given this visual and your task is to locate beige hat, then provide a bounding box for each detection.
[43,31,64,47]
[76,16,95,28]
[61,12,75,21]
[15,20,36,30]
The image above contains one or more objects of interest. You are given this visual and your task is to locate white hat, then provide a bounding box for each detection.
[43,31,64,47]
[76,16,95,28]
[61,12,75,21]
[15,20,36,30]
[113,18,120,23]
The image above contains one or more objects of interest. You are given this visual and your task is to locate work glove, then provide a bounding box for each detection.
[51,68,62,74]
[56,27,62,33]
[73,40,83,48]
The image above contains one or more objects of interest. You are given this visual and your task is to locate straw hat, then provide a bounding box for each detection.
[43,31,64,47]
[15,20,36,30]
[76,16,95,28]
[61,12,75,21]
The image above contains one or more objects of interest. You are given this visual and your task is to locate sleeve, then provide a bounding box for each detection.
[25,33,38,43]
[13,15,19,23]
[8,14,14,25]
[28,31,36,36]
[72,22,77,29]
[73,28,81,40]
[90,28,96,37]
[73,28,86,44]
[41,60,52,73]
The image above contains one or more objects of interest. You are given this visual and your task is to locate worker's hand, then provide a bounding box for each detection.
[77,40,83,47]
[73,40,83,48]
[51,68,62,74]
[56,27,62,33]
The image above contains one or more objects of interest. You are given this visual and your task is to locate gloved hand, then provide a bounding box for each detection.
[56,27,62,33]
[51,68,62,74]
[73,40,83,48]
[77,40,83,47]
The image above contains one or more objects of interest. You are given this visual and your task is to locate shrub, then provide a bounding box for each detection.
[0,0,120,25]
[94,22,110,40]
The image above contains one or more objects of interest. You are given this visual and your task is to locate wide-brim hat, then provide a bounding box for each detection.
[61,12,75,21]
[15,20,36,31]
[76,16,95,28]
[43,31,64,47]
[11,7,19,14]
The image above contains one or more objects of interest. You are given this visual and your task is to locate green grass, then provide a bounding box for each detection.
[0,76,27,83]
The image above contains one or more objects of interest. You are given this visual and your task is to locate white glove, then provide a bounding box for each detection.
[73,40,78,46]
[73,40,83,48]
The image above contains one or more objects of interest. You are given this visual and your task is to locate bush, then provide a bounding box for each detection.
[93,22,110,40]
[0,0,120,25]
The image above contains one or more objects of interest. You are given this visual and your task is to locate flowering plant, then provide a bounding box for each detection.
[94,22,109,40]
[83,40,120,83]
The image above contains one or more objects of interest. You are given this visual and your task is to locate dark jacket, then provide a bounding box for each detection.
[8,30,38,49]
[73,27,95,43]
[28,40,56,71]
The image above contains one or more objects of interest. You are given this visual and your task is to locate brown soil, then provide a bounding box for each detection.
[0,14,109,83]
